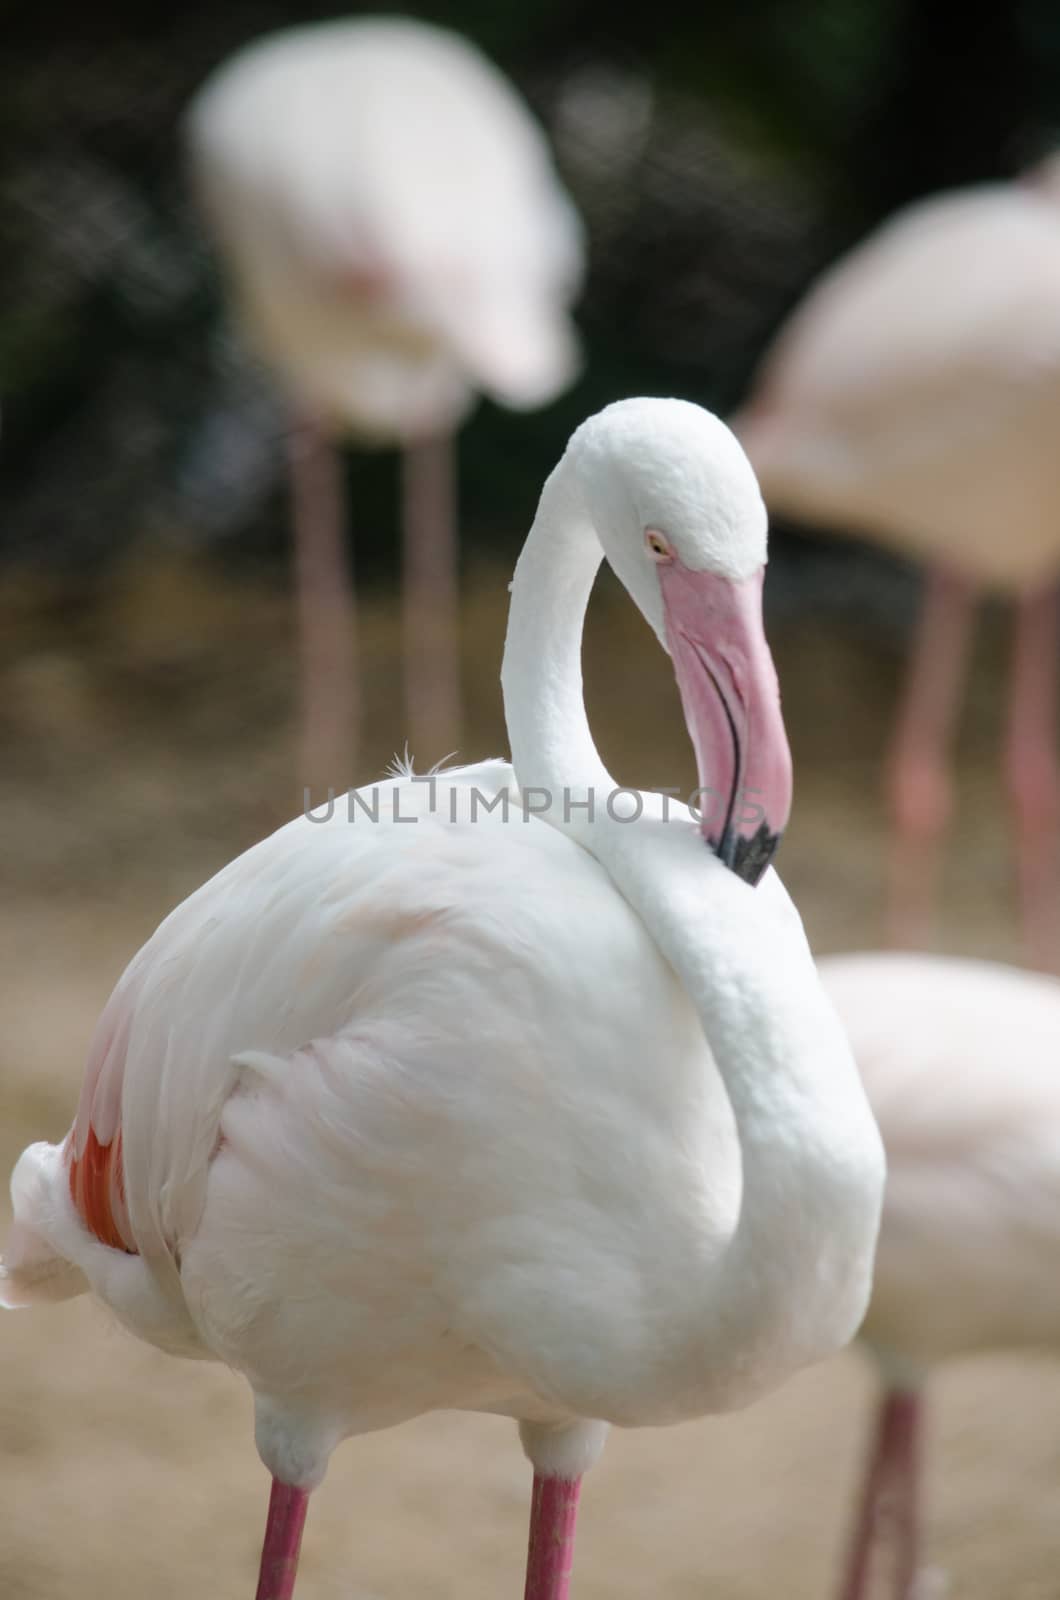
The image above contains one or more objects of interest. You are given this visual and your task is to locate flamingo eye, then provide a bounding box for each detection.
[645,528,673,562]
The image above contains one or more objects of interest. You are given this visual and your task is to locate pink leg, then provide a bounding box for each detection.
[255,1478,310,1600]
[886,568,978,949]
[1004,584,1060,973]
[887,1390,922,1600]
[524,1474,582,1600]
[401,433,460,765]
[288,416,357,805]
[837,1390,897,1600]
[836,1388,922,1600]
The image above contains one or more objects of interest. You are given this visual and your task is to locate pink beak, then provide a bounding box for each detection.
[660,562,793,885]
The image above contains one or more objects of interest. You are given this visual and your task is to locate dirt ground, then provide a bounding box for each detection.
[1,557,1057,1600]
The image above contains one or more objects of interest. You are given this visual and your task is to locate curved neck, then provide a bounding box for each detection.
[501,465,883,1407]
[502,464,613,812]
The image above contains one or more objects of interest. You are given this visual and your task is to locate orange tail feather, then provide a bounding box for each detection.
[67,1128,136,1254]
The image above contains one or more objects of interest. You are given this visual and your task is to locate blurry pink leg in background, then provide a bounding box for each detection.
[524,1474,582,1600]
[836,1388,922,1600]
[887,1390,922,1600]
[886,568,978,949]
[401,433,460,765]
[1005,583,1060,973]
[255,1479,310,1600]
[289,415,357,804]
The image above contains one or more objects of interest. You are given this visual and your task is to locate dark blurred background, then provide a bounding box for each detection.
[6,0,1060,580]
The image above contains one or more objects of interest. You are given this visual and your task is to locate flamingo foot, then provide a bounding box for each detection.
[255,1478,310,1600]
[524,1474,582,1600]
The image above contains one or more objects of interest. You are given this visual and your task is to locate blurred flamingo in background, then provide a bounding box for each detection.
[735,157,1060,968]
[0,400,884,1600]
[820,950,1060,1600]
[186,17,585,795]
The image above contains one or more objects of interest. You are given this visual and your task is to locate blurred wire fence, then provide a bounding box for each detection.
[3,0,1060,590]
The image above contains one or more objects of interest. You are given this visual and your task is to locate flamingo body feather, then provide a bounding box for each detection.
[738,184,1060,591]
[187,18,584,440]
[818,950,1060,1599]
[823,951,1060,1370]
[3,399,884,1595]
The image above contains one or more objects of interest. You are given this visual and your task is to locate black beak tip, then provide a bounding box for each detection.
[734,822,783,885]
[710,822,783,887]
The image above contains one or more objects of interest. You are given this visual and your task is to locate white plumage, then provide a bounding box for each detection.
[736,181,1060,588]
[188,18,584,438]
[187,16,586,784]
[820,951,1060,1599]
[2,399,884,1599]
[735,165,1060,963]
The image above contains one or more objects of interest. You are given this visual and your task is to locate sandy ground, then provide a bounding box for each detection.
[1,557,1056,1599]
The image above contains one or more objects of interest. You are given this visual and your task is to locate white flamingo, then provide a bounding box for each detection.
[186,16,585,793]
[733,158,1060,967]
[820,949,1060,1600]
[1,399,884,1600]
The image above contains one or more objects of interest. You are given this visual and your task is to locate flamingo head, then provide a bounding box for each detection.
[567,397,793,884]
